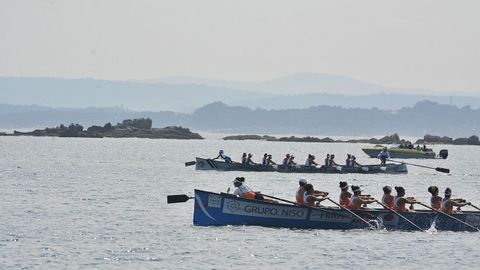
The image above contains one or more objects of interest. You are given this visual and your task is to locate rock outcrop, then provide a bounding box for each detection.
[3,118,203,140]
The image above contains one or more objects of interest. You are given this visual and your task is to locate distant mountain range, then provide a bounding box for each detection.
[1,75,480,112]
[1,101,479,137]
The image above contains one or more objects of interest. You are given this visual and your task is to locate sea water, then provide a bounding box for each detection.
[1,136,479,269]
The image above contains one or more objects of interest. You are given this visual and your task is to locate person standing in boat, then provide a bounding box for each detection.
[378,147,390,166]
[441,188,470,214]
[241,153,247,164]
[266,154,276,165]
[428,186,442,210]
[339,181,351,208]
[303,183,328,207]
[393,186,417,212]
[348,185,375,210]
[381,186,394,209]
[213,150,232,163]
[246,153,256,165]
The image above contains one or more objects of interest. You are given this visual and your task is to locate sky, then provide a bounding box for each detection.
[1,0,479,94]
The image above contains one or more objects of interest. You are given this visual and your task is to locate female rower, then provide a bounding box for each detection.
[441,188,470,214]
[339,181,351,208]
[351,156,362,167]
[266,154,276,165]
[246,153,256,165]
[393,186,417,212]
[428,186,442,210]
[381,186,394,209]
[348,185,375,210]
[303,183,328,207]
[241,153,247,164]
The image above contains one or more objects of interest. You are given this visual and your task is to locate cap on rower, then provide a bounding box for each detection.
[299,178,308,185]
[351,185,362,193]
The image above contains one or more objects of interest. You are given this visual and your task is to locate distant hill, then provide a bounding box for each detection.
[2,76,480,112]
[1,101,479,137]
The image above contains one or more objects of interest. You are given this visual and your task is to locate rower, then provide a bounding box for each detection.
[282,154,291,165]
[261,153,268,165]
[232,177,261,200]
[305,154,318,166]
[329,154,339,166]
[324,154,331,167]
[427,186,442,210]
[296,178,308,204]
[440,188,470,214]
[303,183,328,207]
[393,186,417,212]
[378,147,390,166]
[213,150,232,163]
[351,155,362,167]
[245,153,256,165]
[241,153,247,164]
[345,154,352,167]
[339,181,351,208]
[288,155,297,166]
[348,185,375,210]
[267,154,276,165]
[381,186,394,209]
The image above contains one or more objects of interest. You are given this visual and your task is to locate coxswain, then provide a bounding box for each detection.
[441,188,470,214]
[232,177,259,200]
[381,186,394,209]
[213,150,232,163]
[348,185,375,210]
[303,183,328,207]
[324,154,331,167]
[378,147,390,166]
[282,154,291,165]
[267,154,276,165]
[393,186,417,212]
[339,181,351,208]
[428,186,442,210]
[246,153,256,165]
[241,153,247,164]
[261,153,268,165]
[345,154,352,167]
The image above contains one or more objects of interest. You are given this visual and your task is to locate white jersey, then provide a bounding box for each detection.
[233,184,253,197]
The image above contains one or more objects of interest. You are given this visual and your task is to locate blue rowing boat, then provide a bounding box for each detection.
[194,157,408,174]
[193,190,480,232]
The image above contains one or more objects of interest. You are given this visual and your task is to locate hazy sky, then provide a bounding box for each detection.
[1,0,479,93]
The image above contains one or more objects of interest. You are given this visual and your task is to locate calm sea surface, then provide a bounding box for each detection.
[1,136,479,269]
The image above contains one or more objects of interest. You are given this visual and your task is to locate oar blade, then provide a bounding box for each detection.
[185,161,196,167]
[435,167,450,174]
[167,194,191,204]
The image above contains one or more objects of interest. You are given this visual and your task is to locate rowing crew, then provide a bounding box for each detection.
[213,150,364,167]
[229,176,472,215]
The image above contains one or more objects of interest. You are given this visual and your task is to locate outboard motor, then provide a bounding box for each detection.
[439,149,448,159]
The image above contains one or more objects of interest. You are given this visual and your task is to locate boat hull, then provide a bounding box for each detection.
[193,190,480,232]
[195,157,407,174]
[362,147,437,159]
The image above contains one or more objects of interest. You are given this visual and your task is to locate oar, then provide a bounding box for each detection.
[467,203,480,211]
[417,202,479,231]
[375,200,424,231]
[185,161,196,167]
[167,194,193,204]
[325,198,376,229]
[388,159,449,173]
[262,194,374,228]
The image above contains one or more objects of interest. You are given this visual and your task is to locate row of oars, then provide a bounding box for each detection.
[167,193,480,231]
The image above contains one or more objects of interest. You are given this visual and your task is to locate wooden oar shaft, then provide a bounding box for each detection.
[325,198,375,228]
[388,159,449,173]
[418,202,479,231]
[468,204,480,211]
[375,200,423,231]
